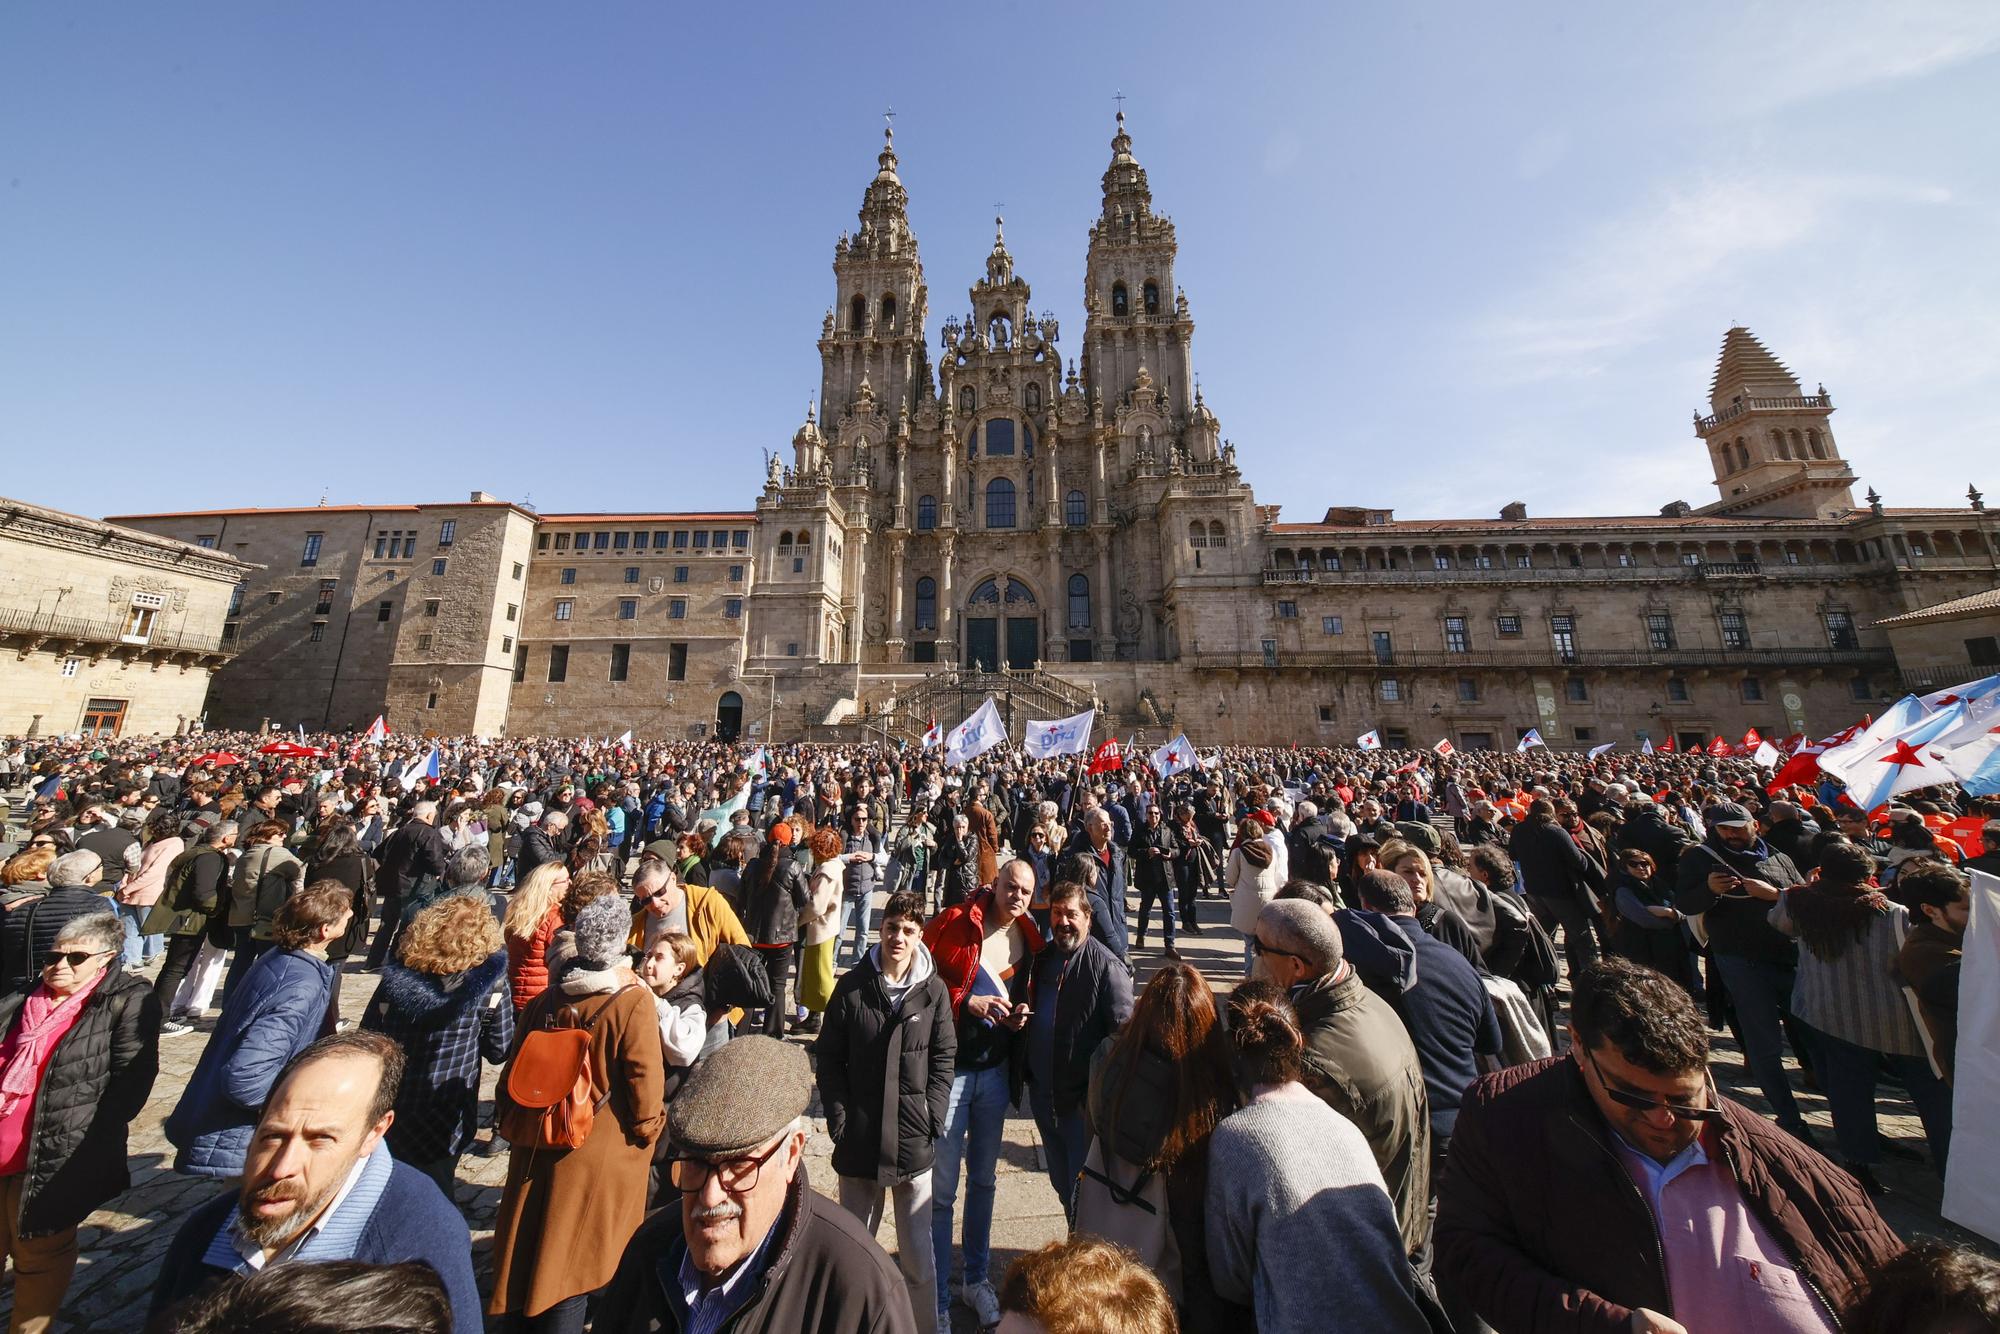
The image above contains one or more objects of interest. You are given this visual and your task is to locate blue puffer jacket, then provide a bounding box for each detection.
[164,948,333,1177]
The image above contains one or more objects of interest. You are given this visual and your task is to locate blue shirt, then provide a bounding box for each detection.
[674,1211,782,1334]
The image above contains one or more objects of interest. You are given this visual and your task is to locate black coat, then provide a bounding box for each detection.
[742,851,811,946]
[1507,820,1604,907]
[1128,820,1179,892]
[378,818,449,898]
[1028,936,1135,1116]
[0,968,160,1236]
[815,953,957,1185]
[1674,833,1803,967]
[2,887,113,996]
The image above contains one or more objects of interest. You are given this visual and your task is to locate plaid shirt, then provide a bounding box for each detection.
[361,953,513,1162]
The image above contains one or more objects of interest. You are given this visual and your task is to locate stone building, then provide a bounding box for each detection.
[0,497,247,736]
[1876,588,2000,692]
[92,117,2000,747]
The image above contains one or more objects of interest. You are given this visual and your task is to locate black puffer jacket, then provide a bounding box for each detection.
[2,888,112,996]
[1674,832,1803,967]
[0,967,161,1236]
[742,849,811,946]
[814,945,956,1185]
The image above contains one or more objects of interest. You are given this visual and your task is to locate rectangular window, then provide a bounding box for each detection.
[59,656,80,678]
[631,532,648,550]
[792,558,804,573]
[672,531,689,549]
[1496,614,1522,636]
[1566,675,1589,702]
[229,584,245,617]
[593,532,610,551]
[425,691,438,709]
[432,558,448,576]
[537,533,550,551]
[423,599,440,617]
[1514,554,1531,568]
[733,530,749,549]
[618,599,637,620]
[513,562,524,580]
[609,643,630,681]
[300,533,323,567]
[501,635,513,653]
[1970,635,2000,667]
[613,531,629,550]
[1550,614,1577,662]
[438,520,456,546]
[1473,554,1493,569]
[1741,677,1764,701]
[787,642,800,657]
[1262,640,1278,668]
[513,646,527,682]
[1720,611,1749,650]
[315,580,337,617]
[693,531,710,549]
[573,531,588,551]
[1381,677,1401,702]
[416,633,433,651]
[669,599,686,619]
[624,567,640,584]
[554,600,572,621]
[1433,554,1452,570]
[1850,676,1873,701]
[221,623,237,641]
[1617,552,1635,567]
[1444,615,1469,653]
[655,531,672,549]
[1574,725,1595,742]
[1371,630,1394,664]
[1646,613,1676,651]
[728,564,744,582]
[560,567,576,585]
[1667,677,1690,702]
[377,600,393,622]
[1681,552,1702,566]
[674,566,689,583]
[668,643,688,680]
[1457,676,1480,702]
[711,530,729,549]
[1276,600,1298,620]
[1319,704,1335,722]
[547,645,569,682]
[401,535,416,558]
[1824,611,1858,650]
[1322,616,1343,635]
[725,599,743,619]
[554,533,570,551]
[506,603,518,622]
[375,532,389,559]
[310,621,326,642]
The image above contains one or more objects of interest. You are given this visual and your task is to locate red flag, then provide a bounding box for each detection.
[1087,737,1124,774]
[1707,736,1731,756]
[1741,728,1762,748]
[1659,735,1676,753]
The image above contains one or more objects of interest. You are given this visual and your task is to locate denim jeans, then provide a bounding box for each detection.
[1710,952,1806,1131]
[116,902,162,966]
[931,1063,1010,1317]
[837,893,873,968]
[1806,1022,1953,1173]
[1026,1080,1093,1217]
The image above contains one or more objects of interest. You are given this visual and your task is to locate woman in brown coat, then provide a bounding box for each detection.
[487,894,664,1333]
[968,800,1000,888]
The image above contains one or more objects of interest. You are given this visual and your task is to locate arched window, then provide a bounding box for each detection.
[914,577,937,630]
[1209,520,1225,545]
[1026,383,1041,412]
[1772,429,1790,460]
[1807,429,1826,459]
[1068,573,1091,629]
[985,477,1017,529]
[795,531,810,548]
[1189,521,1207,548]
[1111,283,1129,318]
[880,294,896,329]
[958,386,975,415]
[849,295,866,331]
[777,531,794,550]
[1143,281,1160,315]
[1735,441,1750,471]
[1066,490,1089,527]
[916,495,937,530]
[985,419,1016,456]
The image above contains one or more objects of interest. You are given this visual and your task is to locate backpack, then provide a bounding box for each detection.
[499,984,636,1151]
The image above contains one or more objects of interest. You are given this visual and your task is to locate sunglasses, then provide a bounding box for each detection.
[29,841,57,850]
[42,949,114,970]
[1251,939,1305,962]
[1580,1046,1722,1123]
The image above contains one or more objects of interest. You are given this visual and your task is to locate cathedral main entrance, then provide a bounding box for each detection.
[964,578,1039,670]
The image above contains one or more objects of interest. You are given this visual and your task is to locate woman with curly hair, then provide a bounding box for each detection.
[361,892,513,1193]
[566,808,617,879]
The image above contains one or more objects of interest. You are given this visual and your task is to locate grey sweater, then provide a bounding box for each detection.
[1204,1084,1430,1334]
[1770,891,1924,1057]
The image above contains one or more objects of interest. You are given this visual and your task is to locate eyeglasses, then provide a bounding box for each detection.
[1250,939,1304,962]
[41,949,114,970]
[666,1133,790,1195]
[1579,1046,1722,1123]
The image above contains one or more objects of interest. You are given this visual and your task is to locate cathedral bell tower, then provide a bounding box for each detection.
[1696,326,1857,519]
[818,126,932,427]
[1082,112,1195,427]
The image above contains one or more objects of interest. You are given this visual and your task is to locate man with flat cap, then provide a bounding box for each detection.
[597,1034,917,1333]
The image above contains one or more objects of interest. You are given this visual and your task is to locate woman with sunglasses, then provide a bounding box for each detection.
[0,911,160,1330]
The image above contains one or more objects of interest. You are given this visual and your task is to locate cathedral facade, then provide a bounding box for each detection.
[102,117,2000,749]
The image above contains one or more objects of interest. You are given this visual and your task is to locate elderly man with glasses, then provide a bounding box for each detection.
[598,1035,915,1333]
[1437,958,1903,1334]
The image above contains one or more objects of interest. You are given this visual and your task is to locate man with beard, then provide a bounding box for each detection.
[150,1031,481,1334]
[1023,880,1133,1213]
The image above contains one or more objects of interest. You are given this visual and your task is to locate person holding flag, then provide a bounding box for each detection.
[1515,728,1544,755]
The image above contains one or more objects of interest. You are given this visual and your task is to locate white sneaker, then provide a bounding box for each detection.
[962,1279,1001,1328]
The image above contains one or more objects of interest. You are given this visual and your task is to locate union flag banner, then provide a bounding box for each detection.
[1086,736,1124,774]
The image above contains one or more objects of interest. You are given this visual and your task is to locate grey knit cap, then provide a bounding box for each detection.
[668,1035,812,1156]
[571,894,631,969]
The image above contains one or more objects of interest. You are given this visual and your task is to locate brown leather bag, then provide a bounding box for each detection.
[499,984,635,1151]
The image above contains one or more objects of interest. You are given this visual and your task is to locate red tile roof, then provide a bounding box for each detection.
[534,513,757,524]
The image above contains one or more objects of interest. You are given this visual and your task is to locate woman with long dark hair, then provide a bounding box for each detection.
[1079,960,1241,1327]
[1771,842,1953,1191]
[741,820,810,1037]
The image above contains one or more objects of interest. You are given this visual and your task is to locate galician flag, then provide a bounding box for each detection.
[615,729,633,746]
[1151,733,1198,779]
[1356,730,1382,751]
[945,698,1007,768]
[1822,702,1968,813]
[1587,741,1616,759]
[921,712,942,751]
[697,778,752,828]
[1943,729,2000,797]
[1024,708,1095,760]
[1516,728,1544,754]
[1432,738,1455,757]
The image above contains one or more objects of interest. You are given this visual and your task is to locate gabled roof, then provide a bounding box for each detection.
[1875,588,2000,627]
[1710,326,1801,404]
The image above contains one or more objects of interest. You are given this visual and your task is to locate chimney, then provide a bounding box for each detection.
[469,491,498,503]
[1499,501,1528,521]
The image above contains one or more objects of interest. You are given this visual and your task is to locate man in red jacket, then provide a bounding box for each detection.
[1436,957,1902,1334]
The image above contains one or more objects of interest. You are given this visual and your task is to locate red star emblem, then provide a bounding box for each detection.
[1879,739,1928,769]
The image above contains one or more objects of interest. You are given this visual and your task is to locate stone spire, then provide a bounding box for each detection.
[1100,109,1155,224]
[986,215,1014,285]
[1708,326,1800,411]
[851,125,914,260]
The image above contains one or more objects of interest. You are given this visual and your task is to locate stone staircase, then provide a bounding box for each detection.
[873,667,1098,744]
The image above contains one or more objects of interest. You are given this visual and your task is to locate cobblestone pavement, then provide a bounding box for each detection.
[3,885,1984,1332]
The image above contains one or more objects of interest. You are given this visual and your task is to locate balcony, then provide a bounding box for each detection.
[1256,558,1852,587]
[0,604,231,662]
[1695,392,1832,432]
[1188,645,1895,673]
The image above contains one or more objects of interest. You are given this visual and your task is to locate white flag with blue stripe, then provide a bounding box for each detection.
[1023,708,1095,759]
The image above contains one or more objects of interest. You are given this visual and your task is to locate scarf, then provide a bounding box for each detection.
[0,970,107,1111]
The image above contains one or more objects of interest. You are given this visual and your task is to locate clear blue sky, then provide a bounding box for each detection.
[4,3,1997,522]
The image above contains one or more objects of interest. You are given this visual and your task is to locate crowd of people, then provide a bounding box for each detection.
[0,723,1996,1332]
